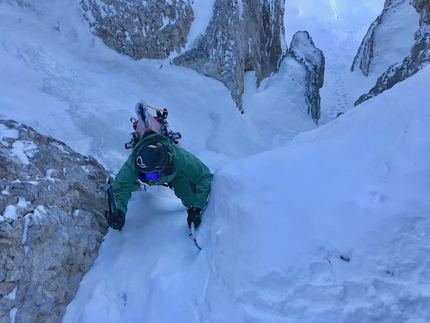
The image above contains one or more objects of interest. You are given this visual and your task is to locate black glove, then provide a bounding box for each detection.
[187,207,202,229]
[108,209,126,231]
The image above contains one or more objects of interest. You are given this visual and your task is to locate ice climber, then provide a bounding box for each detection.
[108,132,213,231]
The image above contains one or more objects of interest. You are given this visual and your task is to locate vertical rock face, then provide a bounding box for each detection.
[173,0,285,112]
[350,18,380,77]
[81,0,194,59]
[352,0,429,106]
[415,0,430,25]
[351,0,420,76]
[288,31,325,124]
[0,120,108,323]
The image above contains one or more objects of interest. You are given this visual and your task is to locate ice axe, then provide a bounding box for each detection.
[189,223,202,251]
[105,183,124,231]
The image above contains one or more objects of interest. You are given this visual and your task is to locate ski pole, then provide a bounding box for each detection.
[189,223,202,251]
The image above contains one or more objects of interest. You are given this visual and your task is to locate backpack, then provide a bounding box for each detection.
[125,101,181,149]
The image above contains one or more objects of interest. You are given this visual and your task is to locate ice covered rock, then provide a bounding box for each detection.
[287,31,325,123]
[352,0,429,106]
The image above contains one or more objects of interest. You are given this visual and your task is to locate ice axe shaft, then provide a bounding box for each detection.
[189,223,202,250]
[105,183,123,231]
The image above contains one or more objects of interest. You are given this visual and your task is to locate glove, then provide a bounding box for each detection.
[187,207,202,229]
[108,209,126,231]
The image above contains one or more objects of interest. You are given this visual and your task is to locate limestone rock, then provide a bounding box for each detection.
[351,0,419,77]
[352,0,429,106]
[81,0,194,59]
[0,120,109,323]
[287,31,325,123]
[173,0,285,112]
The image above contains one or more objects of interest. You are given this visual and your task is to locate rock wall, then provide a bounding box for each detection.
[81,0,194,59]
[0,120,108,323]
[173,0,285,112]
[350,0,419,77]
[354,0,430,105]
[416,0,430,25]
[287,31,325,123]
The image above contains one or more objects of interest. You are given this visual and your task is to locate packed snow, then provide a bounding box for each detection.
[1,0,429,322]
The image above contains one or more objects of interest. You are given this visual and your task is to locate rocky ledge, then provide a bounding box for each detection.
[0,120,109,323]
